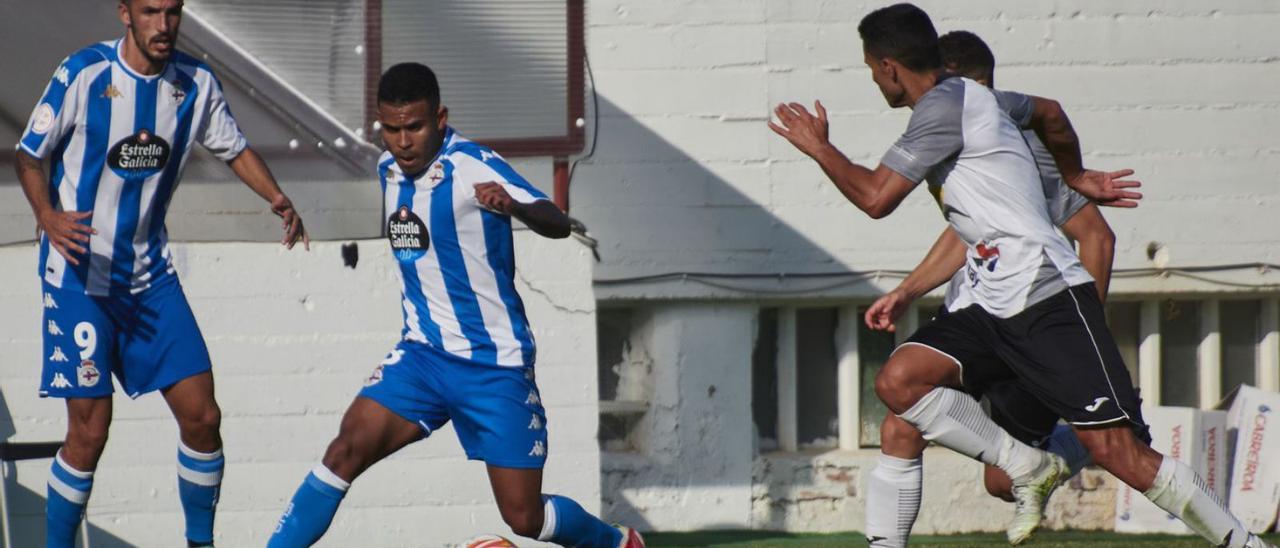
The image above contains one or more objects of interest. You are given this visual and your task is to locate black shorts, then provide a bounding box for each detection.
[905,284,1148,435]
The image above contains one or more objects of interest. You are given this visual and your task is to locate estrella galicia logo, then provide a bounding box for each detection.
[107,129,170,179]
[387,206,428,262]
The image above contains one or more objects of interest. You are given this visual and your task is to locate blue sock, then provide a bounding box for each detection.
[46,452,93,548]
[537,494,622,548]
[1045,424,1092,477]
[177,442,224,545]
[267,465,349,548]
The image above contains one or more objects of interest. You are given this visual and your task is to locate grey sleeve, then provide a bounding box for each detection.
[880,83,964,184]
[1026,131,1089,225]
[993,89,1034,127]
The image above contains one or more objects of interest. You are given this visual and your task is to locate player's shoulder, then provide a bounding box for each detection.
[58,42,114,79]
[442,132,498,164]
[919,75,968,108]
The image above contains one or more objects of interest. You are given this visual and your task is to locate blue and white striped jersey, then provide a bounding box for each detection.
[379,128,548,367]
[19,39,247,296]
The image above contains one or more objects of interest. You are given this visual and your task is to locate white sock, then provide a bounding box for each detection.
[1044,424,1091,477]
[1144,456,1250,548]
[864,453,922,548]
[898,387,1044,481]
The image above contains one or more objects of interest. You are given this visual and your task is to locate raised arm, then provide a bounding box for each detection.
[769,101,917,219]
[227,148,309,249]
[1020,96,1143,208]
[865,228,967,331]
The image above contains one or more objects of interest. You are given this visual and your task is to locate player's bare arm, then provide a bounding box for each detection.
[474,182,571,239]
[15,150,96,265]
[227,147,310,250]
[865,228,966,332]
[769,101,916,218]
[1025,96,1143,208]
[1059,203,1115,301]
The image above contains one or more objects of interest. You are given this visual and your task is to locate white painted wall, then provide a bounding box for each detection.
[574,0,1280,298]
[0,234,598,547]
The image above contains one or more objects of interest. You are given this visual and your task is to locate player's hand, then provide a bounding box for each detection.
[865,289,912,332]
[768,100,830,158]
[37,209,96,266]
[270,194,309,250]
[1067,169,1143,208]
[474,182,515,214]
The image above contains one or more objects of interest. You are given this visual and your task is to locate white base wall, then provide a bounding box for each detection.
[0,235,598,547]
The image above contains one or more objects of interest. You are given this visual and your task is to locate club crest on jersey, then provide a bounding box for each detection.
[388,206,429,262]
[426,162,445,185]
[77,359,101,387]
[108,129,171,179]
[170,81,186,103]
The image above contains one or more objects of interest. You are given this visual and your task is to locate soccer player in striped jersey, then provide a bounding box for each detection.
[14,1,308,546]
[268,63,644,548]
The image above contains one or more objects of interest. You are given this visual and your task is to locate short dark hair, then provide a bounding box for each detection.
[939,31,995,85]
[377,63,440,108]
[858,3,942,72]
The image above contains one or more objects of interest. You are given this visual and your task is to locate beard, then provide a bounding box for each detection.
[132,28,175,65]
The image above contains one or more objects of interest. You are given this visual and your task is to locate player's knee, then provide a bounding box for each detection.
[880,415,926,456]
[188,403,222,434]
[874,361,913,411]
[501,504,544,538]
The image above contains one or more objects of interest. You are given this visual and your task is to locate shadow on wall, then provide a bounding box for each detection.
[0,388,135,547]
[572,96,887,527]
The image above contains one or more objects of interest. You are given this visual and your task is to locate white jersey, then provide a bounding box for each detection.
[943,129,1092,311]
[881,76,1093,318]
[19,39,246,296]
[379,128,548,367]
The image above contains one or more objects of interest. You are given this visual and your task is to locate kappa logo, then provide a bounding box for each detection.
[528,414,543,430]
[1085,397,1110,412]
[47,320,64,336]
[480,150,498,162]
[53,65,70,86]
[49,347,69,363]
[525,390,541,406]
[44,292,58,309]
[528,441,546,457]
[102,84,123,99]
[50,373,72,389]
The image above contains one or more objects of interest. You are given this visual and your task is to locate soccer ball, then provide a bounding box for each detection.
[463,534,518,548]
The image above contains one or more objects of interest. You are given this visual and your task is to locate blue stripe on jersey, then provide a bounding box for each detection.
[456,146,549,200]
[110,78,159,290]
[63,69,116,291]
[480,210,535,364]
[37,134,74,279]
[142,68,199,281]
[393,169,444,348]
[20,47,110,156]
[430,161,497,362]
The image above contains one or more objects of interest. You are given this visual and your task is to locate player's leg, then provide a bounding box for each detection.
[161,372,223,548]
[117,278,223,547]
[48,398,111,548]
[269,344,438,547]
[1007,284,1268,548]
[268,396,423,547]
[981,382,1091,502]
[864,414,925,548]
[445,353,638,548]
[41,282,115,548]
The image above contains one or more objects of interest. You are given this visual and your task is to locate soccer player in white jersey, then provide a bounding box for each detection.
[14,1,308,546]
[860,30,1118,547]
[770,4,1273,547]
[267,63,644,548]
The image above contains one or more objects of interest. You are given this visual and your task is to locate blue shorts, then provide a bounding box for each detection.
[40,277,212,399]
[358,341,549,469]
